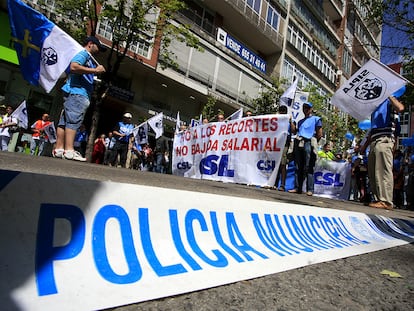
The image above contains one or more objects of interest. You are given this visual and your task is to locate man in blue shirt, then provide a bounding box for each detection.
[53,36,106,161]
[110,112,135,168]
[366,95,404,210]
[289,102,322,195]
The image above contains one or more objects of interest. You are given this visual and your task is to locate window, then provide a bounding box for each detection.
[246,0,261,14]
[97,18,113,41]
[266,5,280,31]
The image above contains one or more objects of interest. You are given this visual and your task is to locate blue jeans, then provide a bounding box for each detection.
[155,153,165,173]
[58,94,90,130]
[293,139,316,193]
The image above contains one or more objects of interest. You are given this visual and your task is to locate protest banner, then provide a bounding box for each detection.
[172,114,289,187]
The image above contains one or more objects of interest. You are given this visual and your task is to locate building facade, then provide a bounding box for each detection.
[0,0,382,140]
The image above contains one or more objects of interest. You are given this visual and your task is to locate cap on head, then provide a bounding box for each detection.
[123,112,132,119]
[304,102,313,108]
[85,36,107,52]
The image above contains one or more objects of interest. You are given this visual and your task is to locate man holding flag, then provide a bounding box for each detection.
[8,0,106,161]
[52,36,106,161]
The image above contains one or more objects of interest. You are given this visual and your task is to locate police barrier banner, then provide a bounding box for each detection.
[1,170,414,311]
[172,114,289,187]
[313,159,352,200]
[0,170,414,311]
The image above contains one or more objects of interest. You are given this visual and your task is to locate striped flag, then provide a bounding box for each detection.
[8,0,83,93]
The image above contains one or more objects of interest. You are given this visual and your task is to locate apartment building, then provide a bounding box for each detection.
[0,0,381,138]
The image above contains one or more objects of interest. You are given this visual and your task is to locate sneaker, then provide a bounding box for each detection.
[306,191,313,196]
[64,150,86,162]
[52,149,64,159]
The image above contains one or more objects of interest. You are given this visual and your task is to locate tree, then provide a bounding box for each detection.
[200,96,216,122]
[251,77,285,115]
[47,0,200,160]
[361,0,414,62]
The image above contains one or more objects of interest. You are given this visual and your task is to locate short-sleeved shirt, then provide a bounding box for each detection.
[297,115,322,139]
[61,50,96,98]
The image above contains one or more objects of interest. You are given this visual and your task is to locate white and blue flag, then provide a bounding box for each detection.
[280,78,298,108]
[10,100,28,129]
[8,0,83,93]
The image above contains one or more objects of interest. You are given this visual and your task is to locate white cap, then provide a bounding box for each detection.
[123,112,132,118]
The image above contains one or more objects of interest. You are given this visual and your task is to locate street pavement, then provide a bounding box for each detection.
[1,152,414,310]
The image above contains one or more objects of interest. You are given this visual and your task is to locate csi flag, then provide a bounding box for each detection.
[8,0,83,93]
[280,78,298,108]
[227,108,243,121]
[133,122,148,145]
[42,122,57,143]
[331,59,407,120]
[148,113,164,139]
[10,100,28,129]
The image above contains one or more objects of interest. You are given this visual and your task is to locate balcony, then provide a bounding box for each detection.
[198,0,284,55]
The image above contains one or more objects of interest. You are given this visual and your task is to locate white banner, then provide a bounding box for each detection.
[42,122,57,144]
[331,59,407,120]
[313,159,352,200]
[172,115,289,187]
[1,170,414,311]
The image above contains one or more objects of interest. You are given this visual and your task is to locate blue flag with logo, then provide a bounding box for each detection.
[8,0,83,93]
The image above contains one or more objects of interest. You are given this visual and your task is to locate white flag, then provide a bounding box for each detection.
[148,112,164,139]
[190,119,200,127]
[280,78,298,108]
[331,59,407,120]
[133,122,148,145]
[290,91,309,123]
[10,100,28,129]
[227,108,243,120]
[175,111,181,133]
[42,122,57,144]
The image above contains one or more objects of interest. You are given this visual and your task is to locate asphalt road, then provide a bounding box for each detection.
[1,152,414,311]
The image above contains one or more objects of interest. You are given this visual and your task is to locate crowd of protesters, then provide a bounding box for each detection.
[1,97,413,209]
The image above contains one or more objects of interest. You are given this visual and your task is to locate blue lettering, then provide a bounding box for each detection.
[93,205,142,283]
[200,155,234,177]
[251,214,290,256]
[315,172,344,187]
[186,209,228,267]
[257,160,276,171]
[139,208,187,276]
[319,217,351,247]
[226,213,268,260]
[210,212,245,262]
[169,209,202,271]
[36,204,85,296]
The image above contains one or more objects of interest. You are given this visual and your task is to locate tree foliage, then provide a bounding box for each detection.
[362,0,413,59]
[49,0,200,83]
[251,77,285,115]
